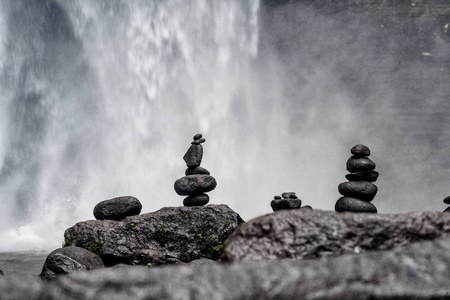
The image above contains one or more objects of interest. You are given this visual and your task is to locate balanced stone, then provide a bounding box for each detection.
[183,144,203,168]
[93,196,142,221]
[444,196,450,205]
[346,157,376,173]
[274,195,282,200]
[174,175,217,196]
[185,166,210,176]
[183,194,210,206]
[191,138,206,145]
[193,133,202,140]
[300,205,313,210]
[338,181,378,201]
[281,192,297,199]
[271,198,302,211]
[345,170,379,182]
[351,144,371,157]
[335,197,377,213]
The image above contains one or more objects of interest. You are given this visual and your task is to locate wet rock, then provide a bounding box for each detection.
[220,210,450,263]
[93,196,142,221]
[183,144,203,168]
[346,157,376,172]
[350,144,370,157]
[345,170,379,182]
[40,246,104,280]
[338,181,378,201]
[64,205,243,266]
[185,166,210,175]
[174,175,217,196]
[335,197,378,213]
[270,199,302,211]
[183,194,209,206]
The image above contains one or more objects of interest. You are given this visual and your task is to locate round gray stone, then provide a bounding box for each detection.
[335,197,377,213]
[338,181,378,201]
[346,157,376,173]
[281,192,297,199]
[350,144,371,157]
[93,196,142,221]
[183,194,210,206]
[345,171,379,182]
[185,166,210,175]
[174,175,217,196]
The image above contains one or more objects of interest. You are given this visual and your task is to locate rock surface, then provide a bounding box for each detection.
[220,209,450,263]
[40,246,104,279]
[93,196,142,220]
[64,205,243,266]
[7,237,450,299]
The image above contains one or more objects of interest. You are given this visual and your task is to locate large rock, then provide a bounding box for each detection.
[64,205,243,265]
[174,175,217,196]
[93,196,142,220]
[40,246,104,279]
[220,209,450,263]
[5,237,448,299]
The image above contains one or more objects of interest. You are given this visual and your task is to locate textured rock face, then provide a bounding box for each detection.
[40,246,104,279]
[93,196,142,220]
[64,205,243,265]
[7,237,450,299]
[220,209,450,263]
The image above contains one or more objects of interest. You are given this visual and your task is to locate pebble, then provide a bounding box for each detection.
[443,196,450,205]
[345,171,379,182]
[93,196,142,220]
[346,157,376,173]
[183,194,210,206]
[335,197,377,213]
[281,192,298,199]
[185,166,210,175]
[271,198,302,211]
[174,175,217,196]
[351,144,371,157]
[338,181,378,201]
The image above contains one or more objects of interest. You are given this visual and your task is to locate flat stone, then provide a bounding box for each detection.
[346,157,376,173]
[274,195,282,199]
[338,181,378,201]
[183,194,209,206]
[40,246,104,280]
[444,196,450,204]
[281,192,297,199]
[183,144,203,168]
[345,170,379,182]
[185,166,210,175]
[271,199,302,211]
[193,133,202,140]
[350,144,370,157]
[174,175,217,196]
[300,205,313,210]
[191,138,206,144]
[93,196,142,221]
[335,197,377,213]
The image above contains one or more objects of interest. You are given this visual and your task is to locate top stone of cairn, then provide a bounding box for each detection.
[351,144,370,158]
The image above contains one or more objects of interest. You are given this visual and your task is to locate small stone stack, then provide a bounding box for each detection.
[335,144,379,213]
[443,196,450,212]
[174,134,217,206]
[271,192,312,211]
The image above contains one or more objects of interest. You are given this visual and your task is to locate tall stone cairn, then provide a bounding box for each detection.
[174,134,217,206]
[335,144,379,213]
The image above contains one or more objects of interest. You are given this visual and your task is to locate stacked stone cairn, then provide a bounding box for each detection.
[271,192,312,211]
[335,144,379,213]
[174,134,217,206]
[443,196,450,212]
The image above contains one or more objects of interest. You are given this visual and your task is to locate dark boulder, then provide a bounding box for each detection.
[335,196,378,213]
[185,166,210,175]
[346,157,376,172]
[270,198,302,211]
[345,170,379,182]
[444,196,450,204]
[64,205,243,266]
[40,246,104,279]
[174,175,217,196]
[350,144,370,157]
[338,181,378,201]
[93,196,142,221]
[183,194,209,206]
[183,144,203,168]
[220,209,450,263]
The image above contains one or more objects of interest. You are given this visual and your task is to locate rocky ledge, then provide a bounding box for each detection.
[64,204,243,266]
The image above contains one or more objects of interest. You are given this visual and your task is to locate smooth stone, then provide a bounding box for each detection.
[185,166,210,175]
[183,144,203,168]
[444,207,450,213]
[350,144,371,157]
[93,196,142,221]
[444,196,450,204]
[174,175,217,196]
[193,133,202,140]
[346,157,376,173]
[183,194,210,206]
[300,205,313,210]
[345,170,379,182]
[271,199,302,211]
[281,192,297,199]
[274,195,282,200]
[191,138,206,144]
[338,181,378,201]
[335,197,377,213]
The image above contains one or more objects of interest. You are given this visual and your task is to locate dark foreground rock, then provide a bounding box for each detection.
[64,205,243,265]
[220,209,450,263]
[40,246,104,279]
[5,237,450,299]
[93,196,142,220]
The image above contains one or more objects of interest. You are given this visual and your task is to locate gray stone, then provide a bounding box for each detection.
[64,205,243,266]
[281,192,297,199]
[183,194,209,206]
[185,166,210,176]
[345,170,379,182]
[335,196,378,213]
[193,133,202,140]
[270,199,302,211]
[40,246,104,280]
[183,144,203,168]
[300,205,313,210]
[188,258,217,265]
[174,175,217,196]
[444,196,450,204]
[273,195,282,199]
[220,210,450,263]
[346,157,376,173]
[191,138,206,144]
[0,269,3,276]
[93,196,142,221]
[338,181,378,201]
[350,144,370,157]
